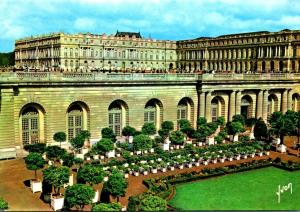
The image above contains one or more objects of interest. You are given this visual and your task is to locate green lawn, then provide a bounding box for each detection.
[169,167,300,210]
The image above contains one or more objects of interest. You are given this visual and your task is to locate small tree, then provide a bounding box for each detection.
[77,164,104,186]
[24,143,46,154]
[142,123,156,135]
[232,114,245,125]
[178,119,194,137]
[269,111,295,144]
[197,117,207,129]
[161,121,174,132]
[226,121,245,135]
[43,166,70,196]
[140,195,167,211]
[254,118,268,140]
[122,126,136,138]
[25,152,45,180]
[92,202,122,211]
[53,132,66,147]
[64,184,94,210]
[170,130,185,145]
[101,127,116,142]
[61,153,75,168]
[178,119,191,130]
[216,117,225,126]
[133,134,153,151]
[79,130,91,140]
[158,128,169,141]
[45,145,67,162]
[70,135,85,153]
[0,197,8,210]
[92,138,114,154]
[103,170,127,202]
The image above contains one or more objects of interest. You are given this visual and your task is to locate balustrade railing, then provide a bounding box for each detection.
[0,72,300,83]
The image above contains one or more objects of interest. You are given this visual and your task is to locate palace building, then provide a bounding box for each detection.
[14,31,177,72]
[1,29,300,158]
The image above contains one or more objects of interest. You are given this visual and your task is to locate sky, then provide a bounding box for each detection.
[1,0,300,52]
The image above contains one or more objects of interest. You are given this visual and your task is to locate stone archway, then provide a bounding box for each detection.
[241,95,253,119]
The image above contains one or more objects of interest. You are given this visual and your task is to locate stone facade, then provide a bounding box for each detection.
[0,72,300,156]
[14,32,177,72]
[177,29,300,73]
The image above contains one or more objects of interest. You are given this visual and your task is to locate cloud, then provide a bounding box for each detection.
[74,18,97,30]
[1,0,300,51]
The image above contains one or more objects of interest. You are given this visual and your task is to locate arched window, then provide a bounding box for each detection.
[211,96,225,122]
[268,94,278,116]
[22,106,39,145]
[241,95,253,119]
[292,93,300,112]
[109,107,121,136]
[211,99,218,122]
[108,100,129,136]
[144,99,163,129]
[177,103,187,120]
[67,104,83,141]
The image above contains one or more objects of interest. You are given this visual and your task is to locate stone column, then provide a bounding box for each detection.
[262,90,269,121]
[229,91,236,121]
[199,92,206,117]
[275,46,278,57]
[282,89,288,113]
[287,89,293,111]
[256,90,263,119]
[258,47,261,58]
[235,90,241,115]
[205,92,212,122]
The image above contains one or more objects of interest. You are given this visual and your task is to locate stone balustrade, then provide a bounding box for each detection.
[1,72,300,83]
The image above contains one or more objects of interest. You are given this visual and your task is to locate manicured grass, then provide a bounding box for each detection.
[169,167,300,210]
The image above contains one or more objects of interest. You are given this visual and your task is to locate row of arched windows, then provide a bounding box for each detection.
[20,97,195,146]
[20,93,300,146]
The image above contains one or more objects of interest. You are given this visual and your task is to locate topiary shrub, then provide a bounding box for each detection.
[0,197,8,210]
[24,143,46,154]
[101,128,116,142]
[92,202,122,211]
[133,134,153,151]
[170,130,185,145]
[142,123,156,136]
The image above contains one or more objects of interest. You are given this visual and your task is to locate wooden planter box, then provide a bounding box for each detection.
[134,172,139,177]
[151,169,158,174]
[228,157,233,161]
[104,176,109,181]
[257,152,263,157]
[179,165,184,169]
[169,166,175,171]
[30,180,42,193]
[124,173,129,178]
[106,150,115,158]
[235,155,241,160]
[128,136,133,143]
[92,190,99,203]
[203,161,208,165]
[219,158,225,163]
[242,155,248,159]
[143,171,148,175]
[51,195,64,211]
[75,153,84,160]
[212,159,217,164]
[150,148,155,153]
[136,151,142,155]
[93,155,99,160]
[161,168,167,172]
[187,163,192,168]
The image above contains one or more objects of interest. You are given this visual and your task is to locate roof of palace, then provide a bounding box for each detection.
[115,31,142,38]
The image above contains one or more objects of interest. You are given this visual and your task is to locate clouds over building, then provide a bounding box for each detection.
[0,0,300,51]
